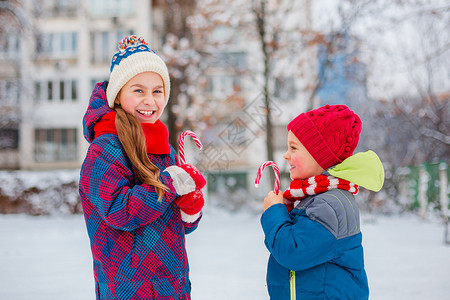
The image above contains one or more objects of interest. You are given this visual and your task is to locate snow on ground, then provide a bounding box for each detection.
[0,208,449,300]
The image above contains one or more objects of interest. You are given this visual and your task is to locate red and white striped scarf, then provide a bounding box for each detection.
[283,175,359,202]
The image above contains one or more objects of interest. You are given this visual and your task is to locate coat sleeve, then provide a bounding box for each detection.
[182,212,202,235]
[79,135,178,232]
[261,203,339,271]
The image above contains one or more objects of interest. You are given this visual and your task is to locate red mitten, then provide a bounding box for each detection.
[178,164,206,190]
[174,190,204,223]
[164,164,206,196]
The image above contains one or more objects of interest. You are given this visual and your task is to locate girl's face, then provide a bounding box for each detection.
[116,71,166,123]
[283,131,325,180]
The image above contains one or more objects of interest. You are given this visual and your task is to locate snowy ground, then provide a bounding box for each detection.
[0,208,449,300]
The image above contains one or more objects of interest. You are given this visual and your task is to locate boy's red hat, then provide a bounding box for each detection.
[287,104,362,170]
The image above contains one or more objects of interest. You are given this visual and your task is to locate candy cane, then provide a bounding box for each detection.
[178,130,203,164]
[255,161,280,194]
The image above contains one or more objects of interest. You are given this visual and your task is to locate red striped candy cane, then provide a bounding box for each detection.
[255,161,280,194]
[178,130,203,164]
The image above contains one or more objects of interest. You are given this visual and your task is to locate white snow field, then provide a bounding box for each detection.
[0,208,449,300]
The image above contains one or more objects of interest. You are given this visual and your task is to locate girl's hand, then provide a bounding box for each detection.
[264,191,284,211]
[164,164,206,196]
[177,164,206,189]
[174,190,204,223]
[175,190,204,215]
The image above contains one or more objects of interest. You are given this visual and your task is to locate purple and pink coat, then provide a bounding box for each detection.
[79,81,200,300]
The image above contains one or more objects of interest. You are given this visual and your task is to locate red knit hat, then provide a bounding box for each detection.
[287,104,362,170]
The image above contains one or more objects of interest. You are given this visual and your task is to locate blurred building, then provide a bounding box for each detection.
[0,0,367,191]
[316,33,367,113]
[187,1,319,199]
[0,0,152,169]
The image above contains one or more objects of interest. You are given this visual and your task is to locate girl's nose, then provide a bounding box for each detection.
[283,151,289,160]
[143,96,156,106]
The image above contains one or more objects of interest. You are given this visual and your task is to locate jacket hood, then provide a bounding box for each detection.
[327,150,385,192]
[83,81,114,143]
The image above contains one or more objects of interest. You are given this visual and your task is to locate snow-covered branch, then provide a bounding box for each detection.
[419,128,450,145]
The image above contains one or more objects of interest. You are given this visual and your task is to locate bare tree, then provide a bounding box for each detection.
[187,0,378,168]
[156,0,199,150]
[252,0,274,164]
[361,0,449,166]
[0,0,27,34]
[354,0,450,213]
[0,0,30,161]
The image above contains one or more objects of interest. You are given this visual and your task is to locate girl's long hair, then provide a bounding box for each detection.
[114,104,167,201]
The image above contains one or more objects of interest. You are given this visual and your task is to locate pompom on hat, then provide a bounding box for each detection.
[287,104,362,170]
[106,35,170,107]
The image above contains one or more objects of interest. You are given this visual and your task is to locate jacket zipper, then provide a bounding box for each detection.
[290,270,296,300]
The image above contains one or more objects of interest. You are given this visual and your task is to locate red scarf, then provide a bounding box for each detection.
[94,112,171,154]
[283,175,358,202]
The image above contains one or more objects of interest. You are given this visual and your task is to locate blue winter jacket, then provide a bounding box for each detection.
[261,189,369,300]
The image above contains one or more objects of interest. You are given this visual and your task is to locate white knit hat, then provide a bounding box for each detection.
[106,35,170,107]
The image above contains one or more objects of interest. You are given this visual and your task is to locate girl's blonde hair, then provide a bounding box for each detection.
[114,104,167,201]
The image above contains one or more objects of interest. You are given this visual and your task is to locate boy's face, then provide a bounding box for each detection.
[283,131,325,180]
[116,71,166,123]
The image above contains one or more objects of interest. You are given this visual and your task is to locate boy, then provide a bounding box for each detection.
[261,104,384,299]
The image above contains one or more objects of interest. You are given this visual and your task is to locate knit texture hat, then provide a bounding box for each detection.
[287,104,362,170]
[106,35,170,107]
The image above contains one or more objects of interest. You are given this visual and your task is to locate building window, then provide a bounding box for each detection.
[47,81,53,101]
[273,125,288,151]
[0,129,19,150]
[71,80,77,101]
[34,128,77,162]
[274,76,296,101]
[89,0,134,17]
[90,31,110,64]
[0,34,20,58]
[33,0,79,18]
[90,78,108,91]
[211,51,247,69]
[207,171,248,193]
[90,30,133,64]
[115,30,134,42]
[35,32,78,58]
[35,79,78,102]
[210,26,242,46]
[0,80,20,105]
[207,74,242,97]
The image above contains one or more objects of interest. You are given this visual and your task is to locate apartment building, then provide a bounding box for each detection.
[0,0,152,169]
[0,0,366,203]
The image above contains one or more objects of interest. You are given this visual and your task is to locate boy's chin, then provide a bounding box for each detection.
[290,172,305,181]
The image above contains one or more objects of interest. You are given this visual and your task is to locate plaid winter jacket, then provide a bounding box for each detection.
[79,81,200,300]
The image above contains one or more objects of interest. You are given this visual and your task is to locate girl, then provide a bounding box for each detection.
[79,36,205,300]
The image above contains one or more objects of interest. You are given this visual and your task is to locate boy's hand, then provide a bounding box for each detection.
[263,191,284,211]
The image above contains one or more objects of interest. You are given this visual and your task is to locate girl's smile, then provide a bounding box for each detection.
[116,72,166,123]
[137,110,156,116]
